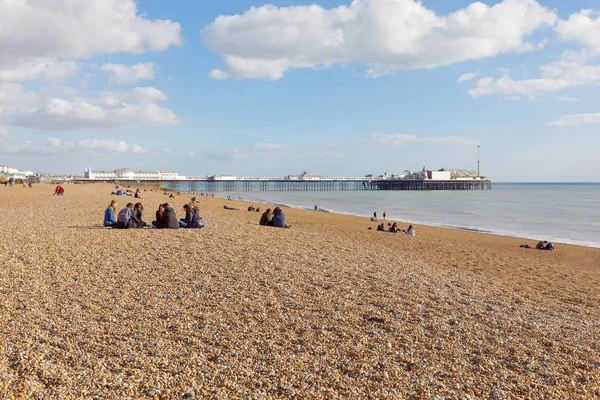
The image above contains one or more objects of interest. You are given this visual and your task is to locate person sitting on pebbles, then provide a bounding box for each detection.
[406,225,416,236]
[114,203,134,229]
[130,202,147,228]
[259,208,272,226]
[104,200,118,227]
[270,207,291,228]
[152,203,179,229]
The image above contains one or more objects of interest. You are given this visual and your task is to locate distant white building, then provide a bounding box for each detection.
[84,168,186,181]
[427,170,451,180]
[0,166,34,178]
[208,175,237,181]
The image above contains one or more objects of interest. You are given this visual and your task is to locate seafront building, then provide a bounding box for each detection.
[0,165,34,180]
[84,168,186,181]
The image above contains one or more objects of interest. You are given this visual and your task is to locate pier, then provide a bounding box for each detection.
[157,179,492,192]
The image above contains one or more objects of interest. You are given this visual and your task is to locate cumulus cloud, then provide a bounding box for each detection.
[3,138,74,154]
[1,137,145,155]
[556,10,600,53]
[547,113,600,127]
[254,143,282,150]
[202,0,556,80]
[457,71,479,83]
[101,63,157,84]
[208,69,231,80]
[0,0,181,78]
[78,140,145,153]
[0,60,78,82]
[0,84,177,130]
[18,99,178,130]
[469,51,600,98]
[371,133,477,147]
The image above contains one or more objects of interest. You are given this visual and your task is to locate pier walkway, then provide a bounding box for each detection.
[159,179,492,192]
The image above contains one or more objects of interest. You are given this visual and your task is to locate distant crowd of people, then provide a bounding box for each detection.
[375,222,415,236]
[521,241,555,250]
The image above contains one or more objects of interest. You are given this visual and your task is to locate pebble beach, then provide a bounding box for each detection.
[1,183,599,399]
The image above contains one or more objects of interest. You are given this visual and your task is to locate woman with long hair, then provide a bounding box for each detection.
[131,202,147,227]
[104,200,118,227]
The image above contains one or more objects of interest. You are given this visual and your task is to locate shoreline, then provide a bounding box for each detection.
[186,191,600,250]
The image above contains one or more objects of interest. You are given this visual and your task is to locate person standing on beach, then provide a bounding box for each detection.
[383,211,386,221]
[373,211,377,219]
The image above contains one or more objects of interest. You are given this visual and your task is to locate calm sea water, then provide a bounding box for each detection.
[181,183,600,248]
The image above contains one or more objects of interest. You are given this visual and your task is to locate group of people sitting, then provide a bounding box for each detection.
[259,207,290,228]
[104,201,203,229]
[520,241,555,250]
[53,185,65,196]
[376,222,415,236]
[247,205,261,213]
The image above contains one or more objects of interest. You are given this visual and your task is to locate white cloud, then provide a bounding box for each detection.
[0,127,8,137]
[3,138,74,154]
[0,85,177,130]
[202,0,556,80]
[0,60,78,82]
[457,70,479,83]
[0,83,41,116]
[78,140,145,153]
[18,99,178,130]
[131,87,168,103]
[101,63,157,84]
[547,113,600,127]
[254,143,282,150]
[208,69,231,80]
[0,0,181,80]
[1,137,145,154]
[557,96,579,102]
[556,10,600,53]
[371,133,477,147]
[469,51,600,98]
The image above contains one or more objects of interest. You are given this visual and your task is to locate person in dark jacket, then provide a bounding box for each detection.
[179,204,194,228]
[190,206,204,228]
[152,203,179,229]
[259,208,272,226]
[130,202,147,228]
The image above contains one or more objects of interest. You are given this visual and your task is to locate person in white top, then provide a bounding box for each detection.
[406,225,416,236]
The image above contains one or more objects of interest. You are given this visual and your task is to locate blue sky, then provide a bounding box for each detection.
[1,0,600,181]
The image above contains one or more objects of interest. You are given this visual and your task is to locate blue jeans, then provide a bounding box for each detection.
[179,221,190,228]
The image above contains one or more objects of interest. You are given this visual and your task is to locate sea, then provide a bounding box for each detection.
[179,183,600,249]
